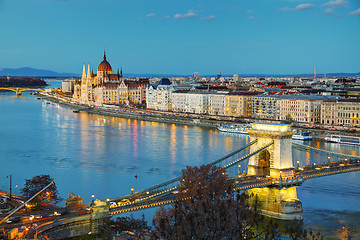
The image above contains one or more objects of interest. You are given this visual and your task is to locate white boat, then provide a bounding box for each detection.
[292,131,312,141]
[324,135,360,146]
[217,124,250,134]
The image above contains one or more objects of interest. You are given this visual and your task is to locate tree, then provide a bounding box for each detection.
[153,164,279,240]
[20,174,61,210]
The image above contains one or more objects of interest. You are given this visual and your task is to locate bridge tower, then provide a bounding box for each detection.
[15,88,21,96]
[246,123,302,220]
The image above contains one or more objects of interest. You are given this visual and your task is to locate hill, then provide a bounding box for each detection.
[0,67,78,77]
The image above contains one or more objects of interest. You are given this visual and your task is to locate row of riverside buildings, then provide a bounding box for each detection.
[146,82,360,127]
[67,53,360,128]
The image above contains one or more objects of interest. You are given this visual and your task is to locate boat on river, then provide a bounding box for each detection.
[292,131,312,141]
[324,135,360,146]
[217,124,250,134]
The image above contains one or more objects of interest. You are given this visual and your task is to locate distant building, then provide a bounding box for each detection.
[252,95,279,120]
[208,91,228,116]
[171,91,208,114]
[233,74,241,83]
[321,99,360,127]
[146,84,174,111]
[61,79,75,93]
[276,95,338,123]
[225,92,260,117]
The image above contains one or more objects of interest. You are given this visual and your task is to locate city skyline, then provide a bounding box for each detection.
[0,0,359,75]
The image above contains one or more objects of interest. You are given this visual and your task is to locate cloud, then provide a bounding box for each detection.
[200,15,215,21]
[165,16,171,19]
[315,8,335,16]
[174,11,198,19]
[348,8,360,16]
[246,10,255,14]
[248,16,261,20]
[146,13,156,18]
[324,8,335,15]
[280,3,316,11]
[321,0,348,9]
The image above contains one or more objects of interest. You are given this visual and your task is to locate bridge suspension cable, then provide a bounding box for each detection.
[223,140,274,169]
[110,140,258,202]
[292,142,360,160]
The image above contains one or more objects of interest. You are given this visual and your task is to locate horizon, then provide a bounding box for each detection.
[1,66,359,78]
[0,0,359,75]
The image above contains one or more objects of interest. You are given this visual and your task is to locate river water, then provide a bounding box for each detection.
[0,81,359,239]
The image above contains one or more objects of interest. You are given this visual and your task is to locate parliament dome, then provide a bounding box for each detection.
[97,52,113,73]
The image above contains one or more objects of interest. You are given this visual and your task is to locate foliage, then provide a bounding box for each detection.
[110,214,151,232]
[20,174,61,210]
[153,164,280,240]
[101,214,151,239]
[0,77,47,87]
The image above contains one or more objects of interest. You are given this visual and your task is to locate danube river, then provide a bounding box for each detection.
[0,81,359,239]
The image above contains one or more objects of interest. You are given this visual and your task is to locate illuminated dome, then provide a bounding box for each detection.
[97,52,113,73]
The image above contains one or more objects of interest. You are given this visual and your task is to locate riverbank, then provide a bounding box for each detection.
[38,93,360,140]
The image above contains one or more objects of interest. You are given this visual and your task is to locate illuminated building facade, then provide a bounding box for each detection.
[73,52,149,106]
[321,99,360,127]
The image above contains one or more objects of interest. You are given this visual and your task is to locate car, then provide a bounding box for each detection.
[6,216,21,224]
[60,210,70,215]
[109,202,117,207]
[119,199,131,204]
[53,211,61,216]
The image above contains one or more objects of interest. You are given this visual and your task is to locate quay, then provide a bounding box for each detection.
[38,92,360,140]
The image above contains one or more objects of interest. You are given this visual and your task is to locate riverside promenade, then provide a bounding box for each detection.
[38,92,360,139]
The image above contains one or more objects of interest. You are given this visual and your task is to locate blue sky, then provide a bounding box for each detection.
[0,0,359,75]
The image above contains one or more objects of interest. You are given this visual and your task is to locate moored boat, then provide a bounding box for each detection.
[217,124,250,134]
[324,135,360,146]
[292,131,312,141]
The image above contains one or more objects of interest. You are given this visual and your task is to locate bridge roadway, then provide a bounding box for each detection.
[108,141,359,207]
[109,159,360,215]
[0,87,45,95]
[25,142,360,238]
[109,140,275,204]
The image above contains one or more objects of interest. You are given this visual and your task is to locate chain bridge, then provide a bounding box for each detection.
[0,87,45,96]
[34,123,360,238]
[107,123,360,220]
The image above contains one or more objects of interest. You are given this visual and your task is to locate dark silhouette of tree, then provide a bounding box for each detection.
[153,164,280,239]
[20,174,61,210]
[101,214,151,239]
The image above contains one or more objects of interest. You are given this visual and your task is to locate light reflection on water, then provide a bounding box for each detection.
[0,91,359,239]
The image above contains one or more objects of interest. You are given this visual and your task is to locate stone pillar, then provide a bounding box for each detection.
[247,187,303,220]
[65,192,84,210]
[90,199,110,234]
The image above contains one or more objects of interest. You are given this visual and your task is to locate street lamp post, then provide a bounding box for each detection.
[91,194,95,206]
[131,188,134,194]
[7,174,12,202]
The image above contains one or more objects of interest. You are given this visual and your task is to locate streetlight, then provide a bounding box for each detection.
[131,188,134,194]
[91,194,95,206]
[6,175,12,202]
[29,215,34,227]
[296,161,300,168]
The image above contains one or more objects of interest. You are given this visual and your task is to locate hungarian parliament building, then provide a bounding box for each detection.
[73,52,149,105]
